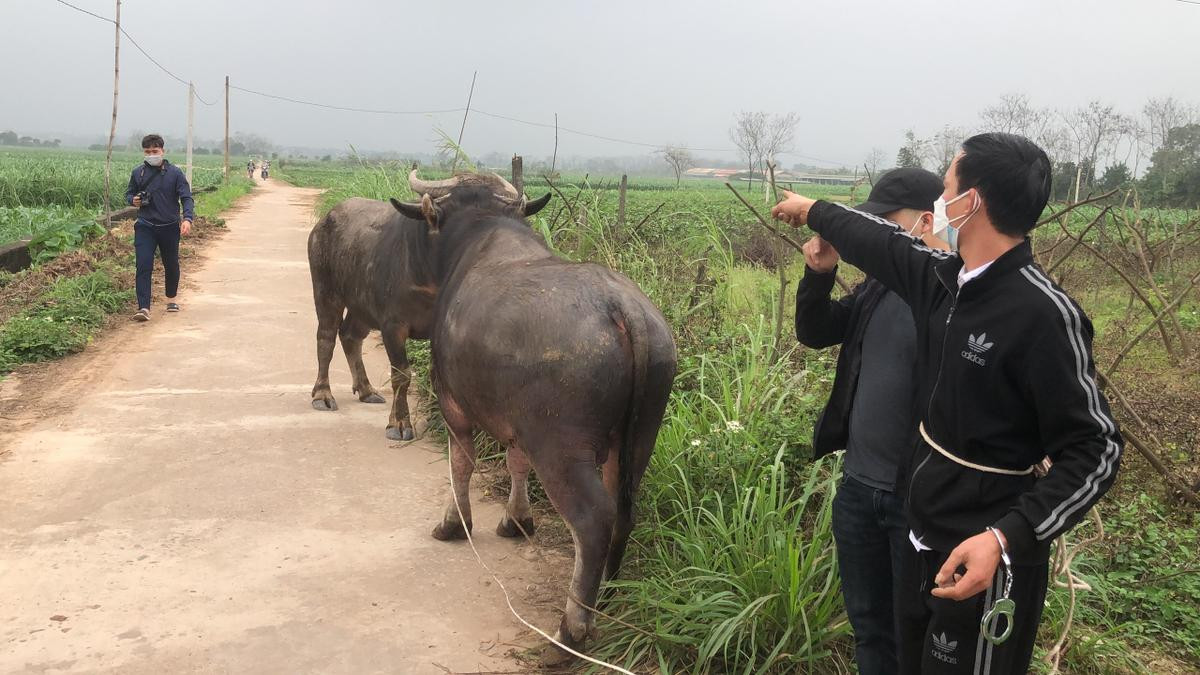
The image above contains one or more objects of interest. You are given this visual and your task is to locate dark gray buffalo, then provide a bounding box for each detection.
[393,174,677,660]
[306,171,542,440]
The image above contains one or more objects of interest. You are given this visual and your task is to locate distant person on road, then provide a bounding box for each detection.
[247,160,255,180]
[125,133,193,322]
[794,168,946,674]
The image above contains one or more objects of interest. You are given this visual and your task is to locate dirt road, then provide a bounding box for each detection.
[0,180,566,673]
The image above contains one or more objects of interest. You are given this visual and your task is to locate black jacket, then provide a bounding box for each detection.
[807,200,1123,564]
[796,268,919,462]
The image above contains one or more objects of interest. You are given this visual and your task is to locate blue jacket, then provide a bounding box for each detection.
[125,160,195,227]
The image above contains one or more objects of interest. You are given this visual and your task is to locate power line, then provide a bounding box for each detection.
[118,27,216,105]
[53,0,109,22]
[49,0,853,166]
[52,0,217,105]
[229,84,462,115]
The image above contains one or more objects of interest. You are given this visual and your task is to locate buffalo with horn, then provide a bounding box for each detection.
[306,170,546,440]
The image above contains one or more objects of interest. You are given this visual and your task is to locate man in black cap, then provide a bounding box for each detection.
[795,167,945,674]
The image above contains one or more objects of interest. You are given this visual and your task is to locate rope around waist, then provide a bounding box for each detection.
[918,422,1037,476]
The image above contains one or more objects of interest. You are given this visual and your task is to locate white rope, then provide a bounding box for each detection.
[444,435,637,675]
[919,423,1037,476]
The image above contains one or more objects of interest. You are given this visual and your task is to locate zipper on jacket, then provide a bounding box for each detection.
[925,293,958,425]
[909,292,959,504]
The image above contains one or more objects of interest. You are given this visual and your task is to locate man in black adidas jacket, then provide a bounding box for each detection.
[796,167,945,675]
[774,132,1122,675]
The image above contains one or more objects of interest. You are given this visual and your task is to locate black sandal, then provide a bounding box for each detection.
[166,303,180,312]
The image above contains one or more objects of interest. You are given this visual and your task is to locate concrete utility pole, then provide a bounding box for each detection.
[224,76,230,180]
[186,81,195,185]
[103,0,121,229]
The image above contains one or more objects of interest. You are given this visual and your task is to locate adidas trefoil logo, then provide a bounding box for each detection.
[931,631,958,653]
[931,631,959,664]
[967,332,994,354]
[962,332,994,366]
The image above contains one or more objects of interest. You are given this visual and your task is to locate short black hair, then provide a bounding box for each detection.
[955,132,1051,237]
[141,134,165,149]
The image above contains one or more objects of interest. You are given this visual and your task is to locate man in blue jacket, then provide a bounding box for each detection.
[125,133,194,321]
[774,133,1122,675]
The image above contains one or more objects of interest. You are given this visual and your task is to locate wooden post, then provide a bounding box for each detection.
[617,174,628,229]
[551,113,559,177]
[103,0,121,230]
[223,75,230,180]
[511,155,524,197]
[452,71,477,173]
[185,81,194,185]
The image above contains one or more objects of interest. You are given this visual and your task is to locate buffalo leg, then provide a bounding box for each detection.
[432,394,476,540]
[539,456,616,659]
[380,325,414,441]
[339,312,384,404]
[310,295,343,411]
[496,445,537,538]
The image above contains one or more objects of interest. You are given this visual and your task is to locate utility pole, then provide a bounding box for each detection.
[186,81,195,185]
[103,0,121,229]
[452,71,477,173]
[224,75,230,180]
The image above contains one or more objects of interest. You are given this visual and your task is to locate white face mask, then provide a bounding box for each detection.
[144,154,164,167]
[932,190,979,251]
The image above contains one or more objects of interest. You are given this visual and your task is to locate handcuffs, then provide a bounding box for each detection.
[981,526,1016,645]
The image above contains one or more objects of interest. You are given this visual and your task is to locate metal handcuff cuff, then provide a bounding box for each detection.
[981,526,1016,645]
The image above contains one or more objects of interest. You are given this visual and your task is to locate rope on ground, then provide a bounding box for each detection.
[445,435,638,675]
[1043,506,1104,674]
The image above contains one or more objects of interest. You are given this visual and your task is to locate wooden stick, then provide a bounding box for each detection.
[103,0,121,230]
[1034,189,1119,229]
[1107,267,1200,375]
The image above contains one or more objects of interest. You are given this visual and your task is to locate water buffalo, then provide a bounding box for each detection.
[306,171,540,440]
[392,175,677,660]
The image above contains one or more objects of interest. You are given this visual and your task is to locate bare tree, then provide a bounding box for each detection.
[1143,96,1197,152]
[1059,101,1132,193]
[658,145,694,187]
[931,126,968,175]
[762,112,799,169]
[1141,97,1197,187]
[730,112,767,190]
[896,129,927,169]
[863,147,887,184]
[980,93,1052,141]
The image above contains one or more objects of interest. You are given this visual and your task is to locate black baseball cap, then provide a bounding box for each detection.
[855,167,943,216]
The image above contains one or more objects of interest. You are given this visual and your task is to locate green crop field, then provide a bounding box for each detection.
[0,147,235,245]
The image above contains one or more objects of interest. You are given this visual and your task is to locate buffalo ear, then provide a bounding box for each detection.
[522,192,552,217]
[390,195,442,229]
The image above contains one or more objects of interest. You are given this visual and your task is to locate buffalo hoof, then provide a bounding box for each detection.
[496,516,537,538]
[385,426,414,441]
[432,519,472,541]
[542,625,586,667]
[311,397,338,411]
[359,392,386,404]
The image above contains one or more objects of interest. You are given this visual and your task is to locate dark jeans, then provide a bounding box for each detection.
[897,546,1048,674]
[134,222,180,310]
[832,473,909,675]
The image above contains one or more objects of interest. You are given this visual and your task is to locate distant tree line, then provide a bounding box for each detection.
[877,94,1200,207]
[0,130,61,148]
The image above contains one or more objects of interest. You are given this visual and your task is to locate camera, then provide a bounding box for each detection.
[136,191,151,205]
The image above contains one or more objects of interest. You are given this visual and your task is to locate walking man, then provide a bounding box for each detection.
[125,134,194,321]
[773,133,1122,674]
[795,168,945,674]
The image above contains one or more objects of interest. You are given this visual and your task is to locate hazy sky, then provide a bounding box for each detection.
[2,0,1197,167]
